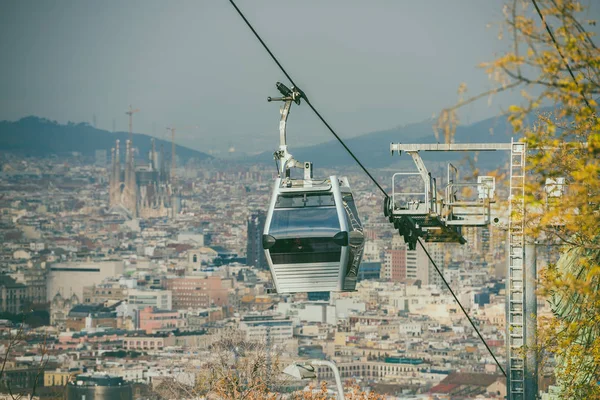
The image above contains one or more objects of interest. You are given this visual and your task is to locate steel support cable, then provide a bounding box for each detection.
[417,238,507,377]
[228,0,389,198]
[228,0,504,374]
[531,0,594,112]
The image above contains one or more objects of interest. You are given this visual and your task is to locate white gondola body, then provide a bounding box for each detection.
[263,176,364,293]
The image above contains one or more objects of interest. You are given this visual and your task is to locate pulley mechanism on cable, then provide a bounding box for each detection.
[262,82,365,294]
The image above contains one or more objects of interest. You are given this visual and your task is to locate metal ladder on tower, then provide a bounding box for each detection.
[507,138,526,400]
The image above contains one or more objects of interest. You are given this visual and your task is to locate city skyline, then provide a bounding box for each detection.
[1,1,531,154]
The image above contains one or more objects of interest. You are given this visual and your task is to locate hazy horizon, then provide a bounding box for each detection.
[3,1,595,154]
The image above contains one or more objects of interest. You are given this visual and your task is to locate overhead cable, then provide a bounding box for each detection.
[228,0,505,375]
[418,238,507,377]
[228,0,389,198]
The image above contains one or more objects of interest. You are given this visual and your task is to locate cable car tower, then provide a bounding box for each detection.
[384,143,505,250]
[262,83,365,294]
[385,140,537,400]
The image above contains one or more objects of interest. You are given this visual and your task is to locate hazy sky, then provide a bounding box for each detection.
[1,1,588,154]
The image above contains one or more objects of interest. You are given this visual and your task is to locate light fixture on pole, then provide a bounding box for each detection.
[283,360,344,400]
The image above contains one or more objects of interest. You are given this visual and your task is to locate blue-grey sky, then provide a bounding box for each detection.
[0,1,572,154]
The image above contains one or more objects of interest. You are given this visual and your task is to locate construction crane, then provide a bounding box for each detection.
[125,105,140,144]
[165,125,197,184]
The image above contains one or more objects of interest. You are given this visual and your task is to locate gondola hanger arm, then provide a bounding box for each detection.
[268,82,311,181]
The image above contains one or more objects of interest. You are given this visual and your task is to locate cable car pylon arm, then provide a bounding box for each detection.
[268,82,310,180]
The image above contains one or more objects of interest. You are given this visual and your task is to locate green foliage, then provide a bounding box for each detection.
[541,244,600,398]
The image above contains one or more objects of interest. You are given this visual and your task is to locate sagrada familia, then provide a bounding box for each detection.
[108,138,179,219]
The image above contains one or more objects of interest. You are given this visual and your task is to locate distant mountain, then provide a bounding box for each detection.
[0,116,211,162]
[249,113,517,169]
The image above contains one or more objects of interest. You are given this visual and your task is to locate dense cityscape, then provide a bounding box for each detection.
[0,139,557,399]
[2,1,599,399]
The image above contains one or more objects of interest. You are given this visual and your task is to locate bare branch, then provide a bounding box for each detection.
[442,80,522,114]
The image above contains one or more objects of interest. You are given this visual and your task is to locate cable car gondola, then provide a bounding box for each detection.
[261,83,364,293]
